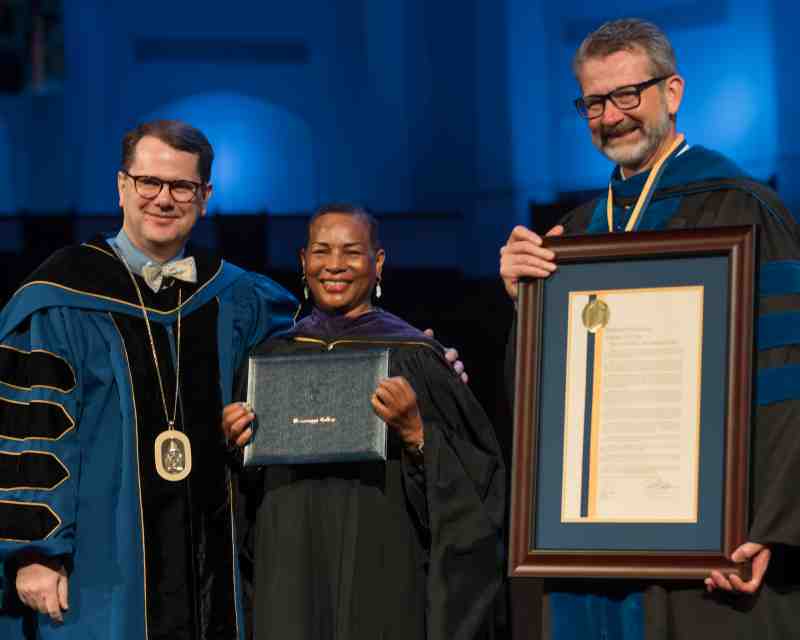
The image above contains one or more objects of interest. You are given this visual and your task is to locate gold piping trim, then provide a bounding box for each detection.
[0,397,76,442]
[0,345,77,394]
[12,261,226,318]
[214,293,241,637]
[0,498,62,542]
[110,314,150,639]
[292,336,440,353]
[228,472,241,639]
[0,450,70,492]
[1,381,75,395]
[83,242,117,260]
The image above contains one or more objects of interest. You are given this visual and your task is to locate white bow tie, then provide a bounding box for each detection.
[141,257,197,293]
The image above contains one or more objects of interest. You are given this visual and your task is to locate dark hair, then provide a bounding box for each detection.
[120,120,214,183]
[307,203,382,252]
[573,18,677,79]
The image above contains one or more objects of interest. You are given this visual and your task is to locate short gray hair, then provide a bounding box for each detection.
[573,18,677,79]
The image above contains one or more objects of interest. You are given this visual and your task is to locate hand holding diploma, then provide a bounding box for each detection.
[371,376,424,453]
[222,402,255,448]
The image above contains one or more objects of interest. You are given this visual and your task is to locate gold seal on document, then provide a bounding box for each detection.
[582,298,610,333]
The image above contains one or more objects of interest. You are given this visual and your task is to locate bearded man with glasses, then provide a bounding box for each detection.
[501,18,800,640]
[0,120,297,639]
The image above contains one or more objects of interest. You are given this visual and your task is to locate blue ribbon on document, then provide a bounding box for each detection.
[580,295,597,518]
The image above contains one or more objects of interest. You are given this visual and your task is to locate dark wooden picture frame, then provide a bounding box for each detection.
[509,225,756,579]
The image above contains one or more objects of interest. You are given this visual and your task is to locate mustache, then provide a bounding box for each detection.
[600,122,639,141]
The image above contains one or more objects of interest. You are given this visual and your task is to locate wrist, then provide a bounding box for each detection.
[13,550,64,571]
[404,437,424,462]
[403,424,425,457]
[402,417,424,448]
[14,549,45,566]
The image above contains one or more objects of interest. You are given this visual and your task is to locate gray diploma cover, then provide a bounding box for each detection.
[243,348,389,466]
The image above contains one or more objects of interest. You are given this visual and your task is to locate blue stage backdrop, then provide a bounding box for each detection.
[0,0,799,275]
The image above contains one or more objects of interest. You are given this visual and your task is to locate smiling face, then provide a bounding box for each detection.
[577,48,683,175]
[301,212,385,319]
[117,135,212,262]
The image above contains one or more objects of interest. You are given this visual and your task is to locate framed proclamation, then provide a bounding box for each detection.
[509,225,756,579]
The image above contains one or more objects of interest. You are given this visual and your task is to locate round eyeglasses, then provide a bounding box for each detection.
[121,171,204,203]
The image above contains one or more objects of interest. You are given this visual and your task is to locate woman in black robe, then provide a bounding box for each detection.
[223,204,505,640]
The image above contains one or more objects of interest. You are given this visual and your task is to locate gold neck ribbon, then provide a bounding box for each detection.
[606,133,686,233]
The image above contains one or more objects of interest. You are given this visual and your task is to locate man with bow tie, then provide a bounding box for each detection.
[0,120,297,640]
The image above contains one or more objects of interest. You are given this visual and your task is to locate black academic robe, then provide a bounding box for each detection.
[507,174,800,640]
[0,237,297,640]
[241,327,505,640]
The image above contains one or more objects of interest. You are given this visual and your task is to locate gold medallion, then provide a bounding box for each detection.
[154,430,192,481]
[582,298,610,333]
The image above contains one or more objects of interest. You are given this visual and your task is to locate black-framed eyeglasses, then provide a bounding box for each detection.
[574,76,670,120]
[121,170,205,203]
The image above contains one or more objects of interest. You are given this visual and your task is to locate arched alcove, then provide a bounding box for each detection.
[146,92,316,214]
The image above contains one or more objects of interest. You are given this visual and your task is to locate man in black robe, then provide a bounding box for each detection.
[500,17,800,640]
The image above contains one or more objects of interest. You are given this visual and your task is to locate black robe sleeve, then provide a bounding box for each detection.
[390,347,506,640]
[643,181,800,640]
[668,182,800,548]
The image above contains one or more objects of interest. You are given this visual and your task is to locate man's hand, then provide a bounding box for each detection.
[371,377,424,449]
[705,542,770,595]
[222,402,255,448]
[499,224,564,301]
[423,329,468,383]
[16,556,69,623]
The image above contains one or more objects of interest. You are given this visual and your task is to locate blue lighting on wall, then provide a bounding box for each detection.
[146,92,316,214]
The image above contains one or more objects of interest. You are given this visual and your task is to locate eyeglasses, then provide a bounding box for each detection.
[121,170,205,203]
[574,76,670,119]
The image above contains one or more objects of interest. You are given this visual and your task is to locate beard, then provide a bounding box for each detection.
[592,107,672,173]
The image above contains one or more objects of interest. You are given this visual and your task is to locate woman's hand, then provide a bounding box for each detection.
[222,402,255,448]
[371,377,424,449]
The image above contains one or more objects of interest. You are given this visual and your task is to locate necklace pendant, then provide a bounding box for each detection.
[155,429,192,481]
